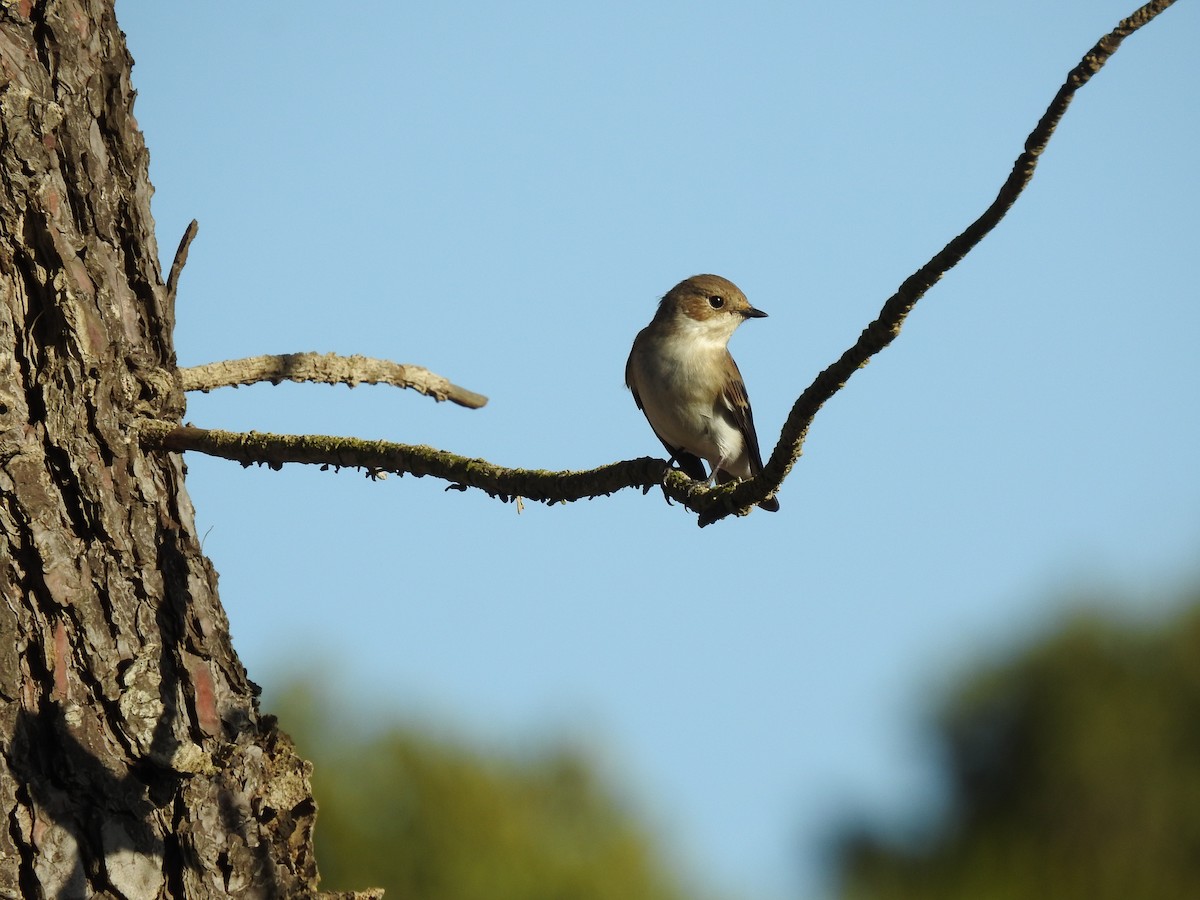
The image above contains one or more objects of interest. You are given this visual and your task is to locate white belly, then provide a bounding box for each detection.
[630,338,751,479]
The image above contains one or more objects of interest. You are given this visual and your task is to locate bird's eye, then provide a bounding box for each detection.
[708,295,725,309]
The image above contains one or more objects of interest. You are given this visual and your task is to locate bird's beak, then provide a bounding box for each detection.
[743,306,768,319]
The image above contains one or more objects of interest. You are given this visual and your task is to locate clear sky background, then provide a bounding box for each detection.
[116,3,1198,898]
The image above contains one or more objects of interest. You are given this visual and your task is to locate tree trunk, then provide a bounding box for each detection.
[0,2,320,897]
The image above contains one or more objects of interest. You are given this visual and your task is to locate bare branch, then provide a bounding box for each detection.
[180,352,488,409]
[149,1,1174,526]
[166,219,199,310]
[705,0,1178,526]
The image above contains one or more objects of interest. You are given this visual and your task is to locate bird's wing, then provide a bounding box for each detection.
[720,356,766,475]
[720,356,779,511]
[624,350,645,411]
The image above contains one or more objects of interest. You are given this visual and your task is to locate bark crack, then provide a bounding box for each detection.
[9,784,38,899]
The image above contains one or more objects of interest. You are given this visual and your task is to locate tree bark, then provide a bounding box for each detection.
[0,2,320,897]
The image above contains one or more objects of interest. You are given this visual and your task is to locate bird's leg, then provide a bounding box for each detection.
[656,455,677,505]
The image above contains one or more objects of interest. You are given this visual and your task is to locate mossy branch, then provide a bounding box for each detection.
[139,421,671,505]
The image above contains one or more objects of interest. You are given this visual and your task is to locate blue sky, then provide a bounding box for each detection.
[117,3,1198,897]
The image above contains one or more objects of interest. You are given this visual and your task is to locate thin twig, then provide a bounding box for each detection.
[180,352,488,409]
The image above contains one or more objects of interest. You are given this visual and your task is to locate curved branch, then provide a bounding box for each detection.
[180,352,488,409]
[707,0,1176,526]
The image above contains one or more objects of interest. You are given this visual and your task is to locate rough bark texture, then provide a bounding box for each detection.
[0,2,320,897]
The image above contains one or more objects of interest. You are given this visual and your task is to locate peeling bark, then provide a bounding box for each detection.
[0,2,321,896]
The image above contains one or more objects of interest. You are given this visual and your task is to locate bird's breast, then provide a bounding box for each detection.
[629,333,745,469]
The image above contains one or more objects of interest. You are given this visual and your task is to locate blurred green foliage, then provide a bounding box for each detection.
[836,590,1200,900]
[268,681,697,900]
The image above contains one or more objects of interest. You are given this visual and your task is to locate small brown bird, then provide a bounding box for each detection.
[625,274,779,512]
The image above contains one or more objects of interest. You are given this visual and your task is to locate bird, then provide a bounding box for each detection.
[625,274,779,512]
